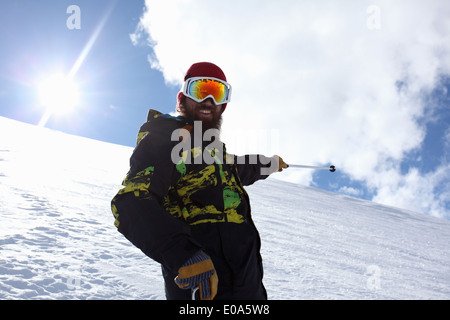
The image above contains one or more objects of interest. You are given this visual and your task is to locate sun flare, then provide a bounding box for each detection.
[38,74,80,115]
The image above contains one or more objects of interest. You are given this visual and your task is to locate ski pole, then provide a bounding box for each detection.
[287,164,336,172]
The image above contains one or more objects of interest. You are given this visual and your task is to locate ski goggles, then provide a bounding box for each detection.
[181,77,232,105]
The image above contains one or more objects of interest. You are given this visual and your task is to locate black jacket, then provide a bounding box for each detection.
[111,110,274,299]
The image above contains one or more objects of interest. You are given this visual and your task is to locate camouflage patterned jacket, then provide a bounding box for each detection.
[111,110,274,299]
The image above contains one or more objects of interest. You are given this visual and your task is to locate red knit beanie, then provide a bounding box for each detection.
[177,62,228,111]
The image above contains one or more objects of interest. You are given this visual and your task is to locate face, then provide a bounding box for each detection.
[179,97,224,132]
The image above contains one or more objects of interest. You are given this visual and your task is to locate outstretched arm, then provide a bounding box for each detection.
[233,154,288,186]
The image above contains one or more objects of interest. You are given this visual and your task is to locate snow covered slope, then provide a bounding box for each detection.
[1,116,449,300]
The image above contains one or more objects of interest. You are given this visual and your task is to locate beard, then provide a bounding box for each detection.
[201,114,222,132]
[182,105,223,133]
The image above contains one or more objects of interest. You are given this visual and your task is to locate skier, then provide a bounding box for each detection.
[111,62,287,300]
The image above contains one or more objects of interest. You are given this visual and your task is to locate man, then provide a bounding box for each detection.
[111,62,287,300]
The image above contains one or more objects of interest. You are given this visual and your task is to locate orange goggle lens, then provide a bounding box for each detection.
[183,77,231,105]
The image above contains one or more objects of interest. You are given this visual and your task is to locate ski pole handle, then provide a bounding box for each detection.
[288,164,336,172]
[192,286,199,300]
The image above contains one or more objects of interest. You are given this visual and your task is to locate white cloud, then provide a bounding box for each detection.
[132,0,450,217]
[338,186,364,197]
[372,164,450,219]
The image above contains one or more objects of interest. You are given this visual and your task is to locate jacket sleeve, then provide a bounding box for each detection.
[233,154,277,186]
[111,120,201,273]
[113,193,201,273]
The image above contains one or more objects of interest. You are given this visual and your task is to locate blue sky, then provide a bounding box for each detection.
[1,1,449,219]
[0,0,174,147]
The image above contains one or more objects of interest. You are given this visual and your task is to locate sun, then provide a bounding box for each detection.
[38,74,80,115]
